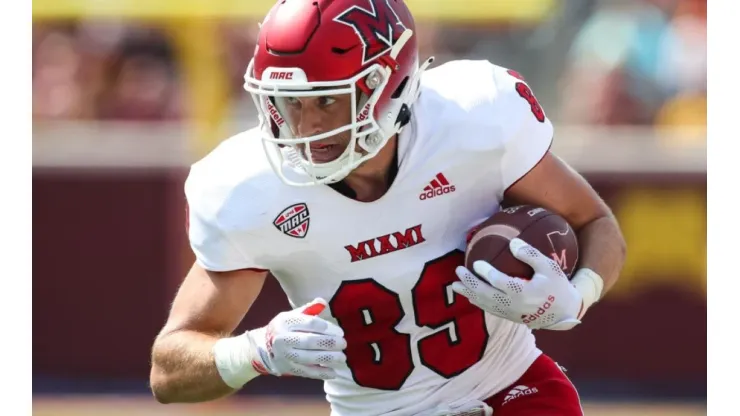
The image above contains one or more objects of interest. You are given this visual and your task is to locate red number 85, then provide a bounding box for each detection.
[329,251,489,390]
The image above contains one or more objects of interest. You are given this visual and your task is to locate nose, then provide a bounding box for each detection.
[296,103,327,137]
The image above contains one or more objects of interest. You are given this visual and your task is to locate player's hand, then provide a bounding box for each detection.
[248,298,347,379]
[452,238,583,331]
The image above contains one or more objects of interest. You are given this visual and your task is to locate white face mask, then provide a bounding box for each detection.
[243,28,433,187]
[244,62,393,186]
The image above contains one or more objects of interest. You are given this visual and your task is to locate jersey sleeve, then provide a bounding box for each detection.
[184,161,270,273]
[492,66,554,192]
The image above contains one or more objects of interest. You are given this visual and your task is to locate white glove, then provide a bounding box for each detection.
[424,400,493,416]
[213,298,347,388]
[257,298,347,378]
[452,238,584,331]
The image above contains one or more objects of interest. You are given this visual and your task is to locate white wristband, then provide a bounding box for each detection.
[571,268,604,319]
[212,330,268,389]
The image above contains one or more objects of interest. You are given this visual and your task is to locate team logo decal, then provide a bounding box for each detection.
[273,203,310,238]
[546,228,578,272]
[334,0,406,65]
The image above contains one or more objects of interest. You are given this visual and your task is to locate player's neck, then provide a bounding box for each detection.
[341,135,399,203]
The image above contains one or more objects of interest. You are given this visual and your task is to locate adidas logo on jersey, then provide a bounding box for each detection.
[502,385,539,406]
[419,173,456,200]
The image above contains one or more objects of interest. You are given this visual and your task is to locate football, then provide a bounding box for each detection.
[465,205,579,279]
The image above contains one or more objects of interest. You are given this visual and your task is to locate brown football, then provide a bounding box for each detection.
[465,205,579,280]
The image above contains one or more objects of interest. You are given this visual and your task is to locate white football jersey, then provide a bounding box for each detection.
[186,60,554,416]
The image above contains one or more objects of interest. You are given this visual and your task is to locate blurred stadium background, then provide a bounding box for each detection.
[32,0,706,415]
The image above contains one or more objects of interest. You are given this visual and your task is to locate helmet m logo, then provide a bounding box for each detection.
[334,0,406,65]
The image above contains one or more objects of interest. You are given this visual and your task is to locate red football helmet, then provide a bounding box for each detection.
[244,0,433,186]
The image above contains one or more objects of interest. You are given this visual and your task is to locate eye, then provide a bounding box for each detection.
[284,97,300,107]
[318,96,337,107]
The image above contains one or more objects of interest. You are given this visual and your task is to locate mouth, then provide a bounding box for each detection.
[306,142,344,163]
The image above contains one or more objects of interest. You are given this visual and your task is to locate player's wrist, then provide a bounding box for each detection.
[571,268,604,319]
[212,329,271,389]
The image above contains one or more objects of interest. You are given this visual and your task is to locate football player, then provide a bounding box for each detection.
[149,1,626,415]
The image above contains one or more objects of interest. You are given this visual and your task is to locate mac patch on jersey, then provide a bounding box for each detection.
[273,203,310,238]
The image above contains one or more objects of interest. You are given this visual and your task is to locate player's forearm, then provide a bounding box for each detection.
[575,214,626,296]
[150,330,236,403]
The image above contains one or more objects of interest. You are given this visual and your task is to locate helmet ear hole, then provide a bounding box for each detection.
[395,104,411,128]
[391,76,409,99]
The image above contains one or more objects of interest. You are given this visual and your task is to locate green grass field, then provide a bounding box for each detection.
[33,396,707,416]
